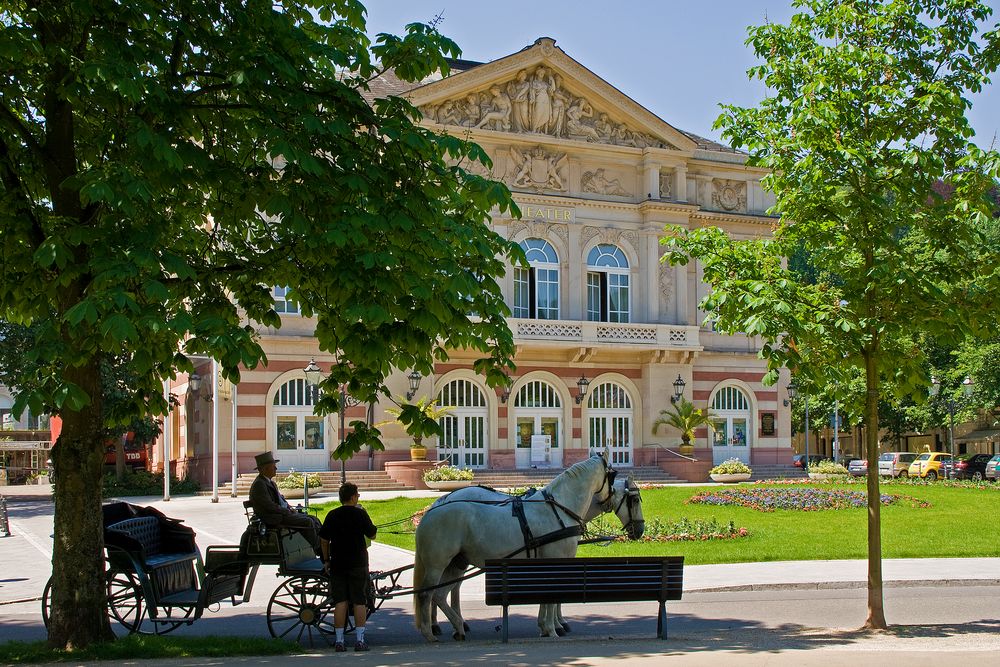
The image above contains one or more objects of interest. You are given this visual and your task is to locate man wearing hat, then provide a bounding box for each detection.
[248,451,322,554]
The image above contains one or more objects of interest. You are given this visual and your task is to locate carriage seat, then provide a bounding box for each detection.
[106,516,199,569]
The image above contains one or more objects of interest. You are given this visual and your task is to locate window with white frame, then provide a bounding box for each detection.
[272,285,299,315]
[513,238,560,320]
[586,244,629,323]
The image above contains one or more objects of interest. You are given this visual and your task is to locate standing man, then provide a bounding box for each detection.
[320,481,377,652]
[248,452,322,555]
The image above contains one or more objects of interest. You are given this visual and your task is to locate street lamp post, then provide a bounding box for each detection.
[304,358,368,486]
[930,377,974,480]
[786,382,810,471]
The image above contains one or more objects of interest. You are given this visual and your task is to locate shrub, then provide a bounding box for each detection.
[709,458,752,475]
[810,459,849,475]
[423,464,474,482]
[587,514,749,541]
[100,470,200,496]
[276,471,323,489]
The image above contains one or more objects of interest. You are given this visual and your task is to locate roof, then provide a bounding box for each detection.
[956,428,1000,443]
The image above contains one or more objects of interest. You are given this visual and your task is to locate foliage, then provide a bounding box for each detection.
[422,464,474,482]
[651,398,714,444]
[381,396,455,447]
[275,472,323,490]
[709,458,752,475]
[100,470,199,497]
[687,487,930,512]
[0,0,521,646]
[0,635,298,664]
[587,514,749,542]
[809,459,850,475]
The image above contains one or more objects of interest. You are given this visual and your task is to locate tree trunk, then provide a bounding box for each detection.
[862,348,887,630]
[48,358,114,648]
[115,437,125,480]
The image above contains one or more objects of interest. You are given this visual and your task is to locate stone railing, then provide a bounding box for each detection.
[511,319,700,348]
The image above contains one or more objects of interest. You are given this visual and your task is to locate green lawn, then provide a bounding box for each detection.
[312,482,1000,565]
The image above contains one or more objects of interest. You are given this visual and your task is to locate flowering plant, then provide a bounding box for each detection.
[688,487,930,512]
[423,464,474,482]
[276,471,323,489]
[709,458,752,475]
[810,459,850,475]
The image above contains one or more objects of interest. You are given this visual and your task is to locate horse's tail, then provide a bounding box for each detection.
[412,538,427,630]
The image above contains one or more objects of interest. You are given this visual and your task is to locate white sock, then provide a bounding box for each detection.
[335,627,344,643]
[357,626,366,642]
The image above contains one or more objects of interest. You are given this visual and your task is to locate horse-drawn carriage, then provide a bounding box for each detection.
[41,454,655,645]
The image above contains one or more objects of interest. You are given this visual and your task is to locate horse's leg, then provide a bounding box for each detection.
[556,603,571,634]
[413,556,446,642]
[537,602,562,637]
[432,561,468,640]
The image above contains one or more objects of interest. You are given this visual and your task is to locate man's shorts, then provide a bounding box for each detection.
[329,564,370,607]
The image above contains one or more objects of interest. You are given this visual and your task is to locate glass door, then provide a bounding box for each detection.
[274,414,328,470]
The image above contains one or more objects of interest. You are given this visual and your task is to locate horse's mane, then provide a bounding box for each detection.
[545,455,604,497]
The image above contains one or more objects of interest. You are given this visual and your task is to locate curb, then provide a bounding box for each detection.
[690,577,1000,593]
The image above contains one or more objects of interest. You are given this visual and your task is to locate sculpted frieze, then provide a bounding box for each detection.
[510,146,568,192]
[581,169,629,197]
[712,179,747,212]
[421,65,672,149]
[659,170,674,199]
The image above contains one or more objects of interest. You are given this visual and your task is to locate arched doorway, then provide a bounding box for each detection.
[514,379,563,468]
[587,381,634,466]
[437,378,488,469]
[271,377,328,470]
[710,385,752,465]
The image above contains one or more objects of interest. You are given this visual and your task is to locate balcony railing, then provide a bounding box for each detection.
[510,318,701,348]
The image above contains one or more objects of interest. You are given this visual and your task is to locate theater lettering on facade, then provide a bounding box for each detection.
[163,37,795,487]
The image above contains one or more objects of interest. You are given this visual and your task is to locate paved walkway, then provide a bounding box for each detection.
[2,486,999,665]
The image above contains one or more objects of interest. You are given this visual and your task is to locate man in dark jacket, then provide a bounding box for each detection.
[247,451,321,554]
[320,481,377,652]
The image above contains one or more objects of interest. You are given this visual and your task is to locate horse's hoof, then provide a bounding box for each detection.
[431,624,441,636]
[560,622,572,634]
[555,626,566,637]
[453,632,465,641]
[463,622,470,632]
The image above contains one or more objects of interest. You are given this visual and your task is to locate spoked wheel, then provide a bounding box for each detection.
[41,578,53,629]
[267,576,337,646]
[106,569,147,635]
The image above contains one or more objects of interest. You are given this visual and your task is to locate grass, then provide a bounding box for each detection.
[0,635,301,664]
[311,481,1000,564]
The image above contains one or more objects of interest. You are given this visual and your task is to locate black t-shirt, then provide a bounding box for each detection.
[319,505,377,570]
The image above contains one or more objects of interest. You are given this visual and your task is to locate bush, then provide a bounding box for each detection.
[810,459,849,475]
[709,458,752,475]
[100,470,200,496]
[423,464,474,482]
[276,471,323,489]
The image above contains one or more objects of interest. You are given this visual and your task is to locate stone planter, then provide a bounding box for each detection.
[278,486,324,499]
[808,473,847,481]
[710,473,751,483]
[425,480,473,491]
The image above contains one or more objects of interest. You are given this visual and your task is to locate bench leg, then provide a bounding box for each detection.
[657,601,667,639]
[502,605,509,643]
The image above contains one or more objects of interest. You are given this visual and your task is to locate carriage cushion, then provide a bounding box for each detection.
[106,517,198,569]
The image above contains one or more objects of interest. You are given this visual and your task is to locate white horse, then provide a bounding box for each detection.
[413,454,640,641]
[426,472,645,638]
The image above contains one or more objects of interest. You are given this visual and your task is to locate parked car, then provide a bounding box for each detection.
[943,453,994,481]
[907,452,953,480]
[847,458,868,477]
[985,454,1000,481]
[792,454,824,470]
[878,452,918,478]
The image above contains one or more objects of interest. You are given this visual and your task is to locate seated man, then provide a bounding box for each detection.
[248,451,322,555]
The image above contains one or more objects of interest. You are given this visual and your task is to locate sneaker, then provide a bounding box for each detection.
[354,640,369,652]
[334,642,346,652]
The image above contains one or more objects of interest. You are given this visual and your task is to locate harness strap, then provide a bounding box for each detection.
[510,496,537,557]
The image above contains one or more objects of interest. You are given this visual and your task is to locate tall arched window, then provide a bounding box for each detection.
[514,238,560,320]
[513,379,563,468]
[588,381,634,466]
[437,379,488,469]
[586,244,629,322]
[270,377,326,470]
[710,385,752,465]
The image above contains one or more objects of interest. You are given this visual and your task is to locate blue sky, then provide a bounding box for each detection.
[365,0,1000,149]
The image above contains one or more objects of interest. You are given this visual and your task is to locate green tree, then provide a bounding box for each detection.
[663,0,1000,630]
[0,0,518,648]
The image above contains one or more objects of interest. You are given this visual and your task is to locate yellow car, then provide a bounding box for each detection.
[907,452,953,481]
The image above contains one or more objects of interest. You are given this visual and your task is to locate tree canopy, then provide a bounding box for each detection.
[663,0,1000,630]
[0,0,518,648]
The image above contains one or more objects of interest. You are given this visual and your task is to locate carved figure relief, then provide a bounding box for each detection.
[510,146,568,191]
[712,179,747,212]
[421,65,672,149]
[506,221,569,247]
[581,169,629,197]
[659,170,674,200]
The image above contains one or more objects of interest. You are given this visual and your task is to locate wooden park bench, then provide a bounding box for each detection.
[484,556,684,642]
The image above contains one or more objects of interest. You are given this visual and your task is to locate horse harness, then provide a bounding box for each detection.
[508,490,585,558]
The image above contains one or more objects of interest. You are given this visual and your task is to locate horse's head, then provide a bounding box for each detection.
[603,474,645,540]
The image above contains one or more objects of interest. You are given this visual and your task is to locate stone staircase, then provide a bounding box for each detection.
[750,464,808,481]
[221,470,414,496]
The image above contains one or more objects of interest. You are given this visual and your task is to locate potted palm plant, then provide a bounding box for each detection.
[652,398,713,456]
[382,396,453,461]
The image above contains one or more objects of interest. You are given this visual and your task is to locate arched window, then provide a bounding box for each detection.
[437,379,488,468]
[711,386,750,412]
[709,385,752,465]
[514,380,562,408]
[586,244,629,323]
[438,378,487,408]
[514,238,560,320]
[272,378,319,407]
[588,381,634,466]
[587,381,633,410]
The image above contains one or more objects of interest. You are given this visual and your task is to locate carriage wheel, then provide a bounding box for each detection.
[41,578,53,629]
[106,569,147,635]
[266,576,337,646]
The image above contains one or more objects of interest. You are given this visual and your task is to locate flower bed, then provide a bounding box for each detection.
[587,515,749,542]
[687,487,931,512]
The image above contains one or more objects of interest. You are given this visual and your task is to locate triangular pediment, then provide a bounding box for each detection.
[407,38,697,153]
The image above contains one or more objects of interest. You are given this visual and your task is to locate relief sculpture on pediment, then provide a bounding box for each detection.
[712,179,747,212]
[581,169,629,197]
[511,146,568,191]
[421,65,672,149]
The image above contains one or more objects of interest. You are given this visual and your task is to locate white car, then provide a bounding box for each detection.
[878,452,917,478]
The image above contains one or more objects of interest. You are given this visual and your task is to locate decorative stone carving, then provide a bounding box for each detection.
[581,169,629,197]
[712,179,747,212]
[420,65,673,149]
[510,146,568,191]
[658,261,673,305]
[506,221,568,247]
[620,230,638,254]
[659,170,674,200]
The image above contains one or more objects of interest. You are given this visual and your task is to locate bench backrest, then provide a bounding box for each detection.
[108,516,162,555]
[484,556,684,605]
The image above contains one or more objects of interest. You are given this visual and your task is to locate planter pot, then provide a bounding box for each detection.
[808,473,847,481]
[410,445,428,462]
[710,473,751,483]
[278,486,324,499]
[425,480,473,491]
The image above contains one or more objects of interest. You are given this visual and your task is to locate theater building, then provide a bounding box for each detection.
[163,38,795,486]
